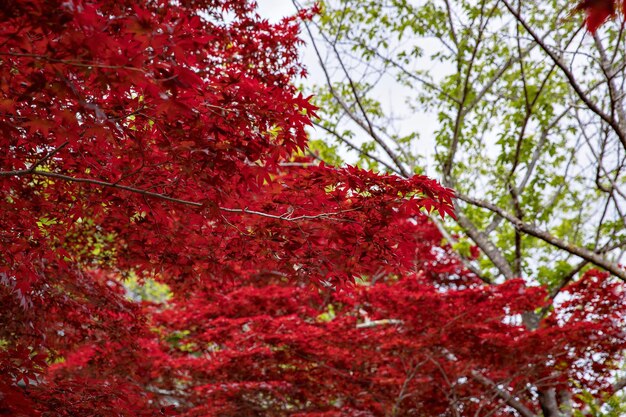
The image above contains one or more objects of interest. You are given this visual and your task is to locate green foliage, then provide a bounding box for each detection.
[309,139,343,166]
[124,271,172,303]
[575,391,626,417]
[316,304,336,322]
[306,0,626,287]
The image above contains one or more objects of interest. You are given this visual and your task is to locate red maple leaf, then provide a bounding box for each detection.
[572,0,619,32]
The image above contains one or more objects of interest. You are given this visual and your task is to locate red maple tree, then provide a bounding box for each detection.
[1,1,625,416]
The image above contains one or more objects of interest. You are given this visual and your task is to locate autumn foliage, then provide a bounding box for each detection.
[572,0,626,32]
[1,1,625,416]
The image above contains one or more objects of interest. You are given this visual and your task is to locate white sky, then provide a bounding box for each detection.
[256,0,321,82]
[256,0,442,173]
[256,0,295,22]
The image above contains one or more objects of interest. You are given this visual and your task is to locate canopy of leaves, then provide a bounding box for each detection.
[0,1,625,416]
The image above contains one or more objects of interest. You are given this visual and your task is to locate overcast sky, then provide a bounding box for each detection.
[255,0,441,171]
[257,0,295,22]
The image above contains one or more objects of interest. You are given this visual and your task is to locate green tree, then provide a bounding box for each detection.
[296,0,626,414]
[299,0,626,290]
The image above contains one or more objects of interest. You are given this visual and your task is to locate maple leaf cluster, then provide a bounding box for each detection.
[0,1,625,416]
[145,270,626,416]
[572,0,626,32]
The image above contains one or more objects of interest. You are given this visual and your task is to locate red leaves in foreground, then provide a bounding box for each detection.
[24,268,626,417]
[1,0,626,416]
[572,0,626,32]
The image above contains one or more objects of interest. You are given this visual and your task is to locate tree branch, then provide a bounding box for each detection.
[294,3,411,177]
[356,319,403,329]
[456,192,626,281]
[471,371,537,417]
[430,214,493,283]
[0,169,358,222]
[456,212,516,279]
[538,388,562,417]
[501,0,626,151]
[312,120,403,175]
[0,52,147,73]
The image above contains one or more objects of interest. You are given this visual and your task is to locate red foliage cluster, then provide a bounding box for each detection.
[146,270,626,416]
[572,0,626,32]
[1,1,625,416]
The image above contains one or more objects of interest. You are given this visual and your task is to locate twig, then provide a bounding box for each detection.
[0,169,360,222]
[0,52,147,73]
[356,319,403,329]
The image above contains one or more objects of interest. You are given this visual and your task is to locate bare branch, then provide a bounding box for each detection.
[430,214,493,283]
[456,212,516,279]
[471,371,537,417]
[444,0,498,181]
[0,52,147,73]
[443,0,459,48]
[294,2,411,177]
[356,319,403,329]
[538,388,562,417]
[0,169,359,222]
[456,192,626,281]
[312,120,403,175]
[29,141,70,172]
